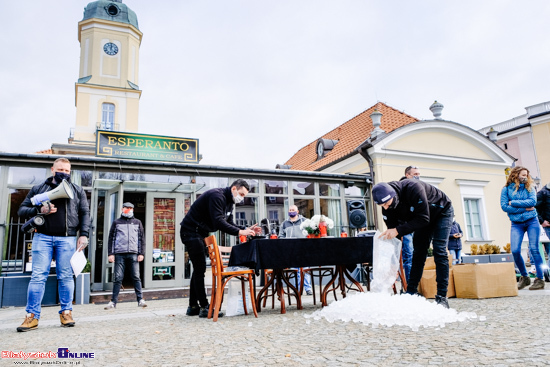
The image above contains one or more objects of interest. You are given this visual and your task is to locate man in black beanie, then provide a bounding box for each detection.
[372,180,454,308]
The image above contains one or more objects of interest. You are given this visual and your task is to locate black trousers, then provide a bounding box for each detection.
[406,205,454,297]
[180,231,209,308]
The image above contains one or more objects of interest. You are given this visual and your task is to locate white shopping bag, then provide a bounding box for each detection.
[224,269,253,317]
[371,230,402,293]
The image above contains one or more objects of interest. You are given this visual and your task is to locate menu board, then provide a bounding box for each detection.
[152,198,175,263]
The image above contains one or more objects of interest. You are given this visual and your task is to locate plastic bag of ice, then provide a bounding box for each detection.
[371,230,402,293]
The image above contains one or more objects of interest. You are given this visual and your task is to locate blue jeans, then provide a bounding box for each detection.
[401,233,413,282]
[407,205,454,297]
[112,253,143,303]
[293,268,312,293]
[511,217,543,279]
[27,233,76,319]
[449,249,461,265]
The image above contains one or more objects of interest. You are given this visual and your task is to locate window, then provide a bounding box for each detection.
[464,198,483,240]
[235,212,246,227]
[102,103,115,130]
[455,179,490,241]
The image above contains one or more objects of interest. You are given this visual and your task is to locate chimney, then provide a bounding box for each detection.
[429,100,444,120]
[370,109,384,138]
[487,127,498,142]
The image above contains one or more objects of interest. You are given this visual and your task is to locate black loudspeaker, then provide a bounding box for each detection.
[347,200,367,229]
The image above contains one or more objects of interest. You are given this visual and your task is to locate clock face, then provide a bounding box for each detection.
[103,42,118,56]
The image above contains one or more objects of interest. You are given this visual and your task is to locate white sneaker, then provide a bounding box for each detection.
[530,266,536,274]
[104,301,116,310]
[138,299,147,308]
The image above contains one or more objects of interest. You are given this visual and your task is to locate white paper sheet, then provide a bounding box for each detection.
[70,250,87,277]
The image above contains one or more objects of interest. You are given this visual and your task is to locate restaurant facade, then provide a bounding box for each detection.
[0,152,371,292]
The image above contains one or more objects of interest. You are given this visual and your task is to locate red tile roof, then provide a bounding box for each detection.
[284,102,419,171]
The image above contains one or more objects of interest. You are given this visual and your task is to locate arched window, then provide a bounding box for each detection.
[102,103,115,130]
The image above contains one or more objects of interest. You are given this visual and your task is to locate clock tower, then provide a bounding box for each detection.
[72,0,143,144]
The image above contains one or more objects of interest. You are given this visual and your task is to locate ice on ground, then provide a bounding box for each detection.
[304,292,480,331]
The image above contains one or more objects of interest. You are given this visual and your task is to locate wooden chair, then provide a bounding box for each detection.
[261,268,299,308]
[205,235,258,322]
[300,266,337,305]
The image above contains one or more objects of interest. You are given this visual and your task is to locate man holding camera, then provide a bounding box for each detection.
[17,158,90,332]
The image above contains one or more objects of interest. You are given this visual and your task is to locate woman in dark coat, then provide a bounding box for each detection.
[448,219,463,264]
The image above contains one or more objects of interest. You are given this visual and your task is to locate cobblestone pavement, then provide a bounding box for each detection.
[1,289,550,367]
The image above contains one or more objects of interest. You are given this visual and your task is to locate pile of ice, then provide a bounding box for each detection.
[304,292,481,331]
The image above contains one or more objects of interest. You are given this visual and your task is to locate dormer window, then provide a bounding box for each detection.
[316,138,338,160]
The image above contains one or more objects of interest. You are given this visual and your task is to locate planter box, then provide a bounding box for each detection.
[462,255,491,264]
[419,268,455,299]
[489,253,514,263]
[1,274,58,307]
[74,273,90,304]
[453,263,518,299]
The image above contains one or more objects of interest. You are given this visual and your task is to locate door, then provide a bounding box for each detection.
[144,192,185,288]
[101,185,122,290]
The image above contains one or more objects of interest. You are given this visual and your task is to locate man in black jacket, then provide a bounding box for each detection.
[17,158,90,331]
[180,179,260,318]
[536,182,550,262]
[372,180,454,308]
[104,202,147,310]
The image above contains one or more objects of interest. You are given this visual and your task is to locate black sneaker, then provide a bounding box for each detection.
[435,295,449,309]
[199,304,224,318]
[186,305,200,316]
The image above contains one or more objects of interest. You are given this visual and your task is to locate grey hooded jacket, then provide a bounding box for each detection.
[108,216,145,255]
[278,215,307,238]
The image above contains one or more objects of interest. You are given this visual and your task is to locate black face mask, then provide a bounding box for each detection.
[54,172,71,183]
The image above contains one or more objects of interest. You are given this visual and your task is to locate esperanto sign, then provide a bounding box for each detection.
[96,130,199,163]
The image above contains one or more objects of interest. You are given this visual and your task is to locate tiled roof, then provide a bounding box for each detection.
[36,149,53,154]
[284,102,419,171]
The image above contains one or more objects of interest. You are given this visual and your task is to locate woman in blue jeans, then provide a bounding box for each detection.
[500,166,545,290]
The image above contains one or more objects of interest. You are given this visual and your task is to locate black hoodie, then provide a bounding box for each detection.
[382,180,452,237]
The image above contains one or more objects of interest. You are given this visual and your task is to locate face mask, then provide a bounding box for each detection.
[289,212,298,218]
[54,172,71,183]
[122,208,134,218]
[233,194,244,204]
[413,176,420,180]
[520,177,528,184]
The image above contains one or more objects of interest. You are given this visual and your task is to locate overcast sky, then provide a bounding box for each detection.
[1,1,549,169]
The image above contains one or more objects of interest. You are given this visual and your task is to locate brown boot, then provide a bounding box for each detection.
[517,276,531,290]
[60,310,75,327]
[17,313,39,332]
[529,278,545,290]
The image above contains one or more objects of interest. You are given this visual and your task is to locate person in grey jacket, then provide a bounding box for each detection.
[278,205,312,295]
[104,202,147,309]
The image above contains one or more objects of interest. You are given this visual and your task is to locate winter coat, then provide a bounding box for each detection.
[278,215,307,238]
[536,183,550,224]
[180,187,243,237]
[18,176,90,237]
[108,216,145,255]
[500,183,538,223]
[382,180,453,237]
[447,221,463,250]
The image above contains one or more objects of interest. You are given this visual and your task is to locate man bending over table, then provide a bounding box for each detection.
[180,179,261,318]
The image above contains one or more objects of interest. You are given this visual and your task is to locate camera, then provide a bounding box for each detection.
[21,215,45,233]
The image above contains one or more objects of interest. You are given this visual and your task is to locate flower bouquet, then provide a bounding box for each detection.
[300,215,334,237]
